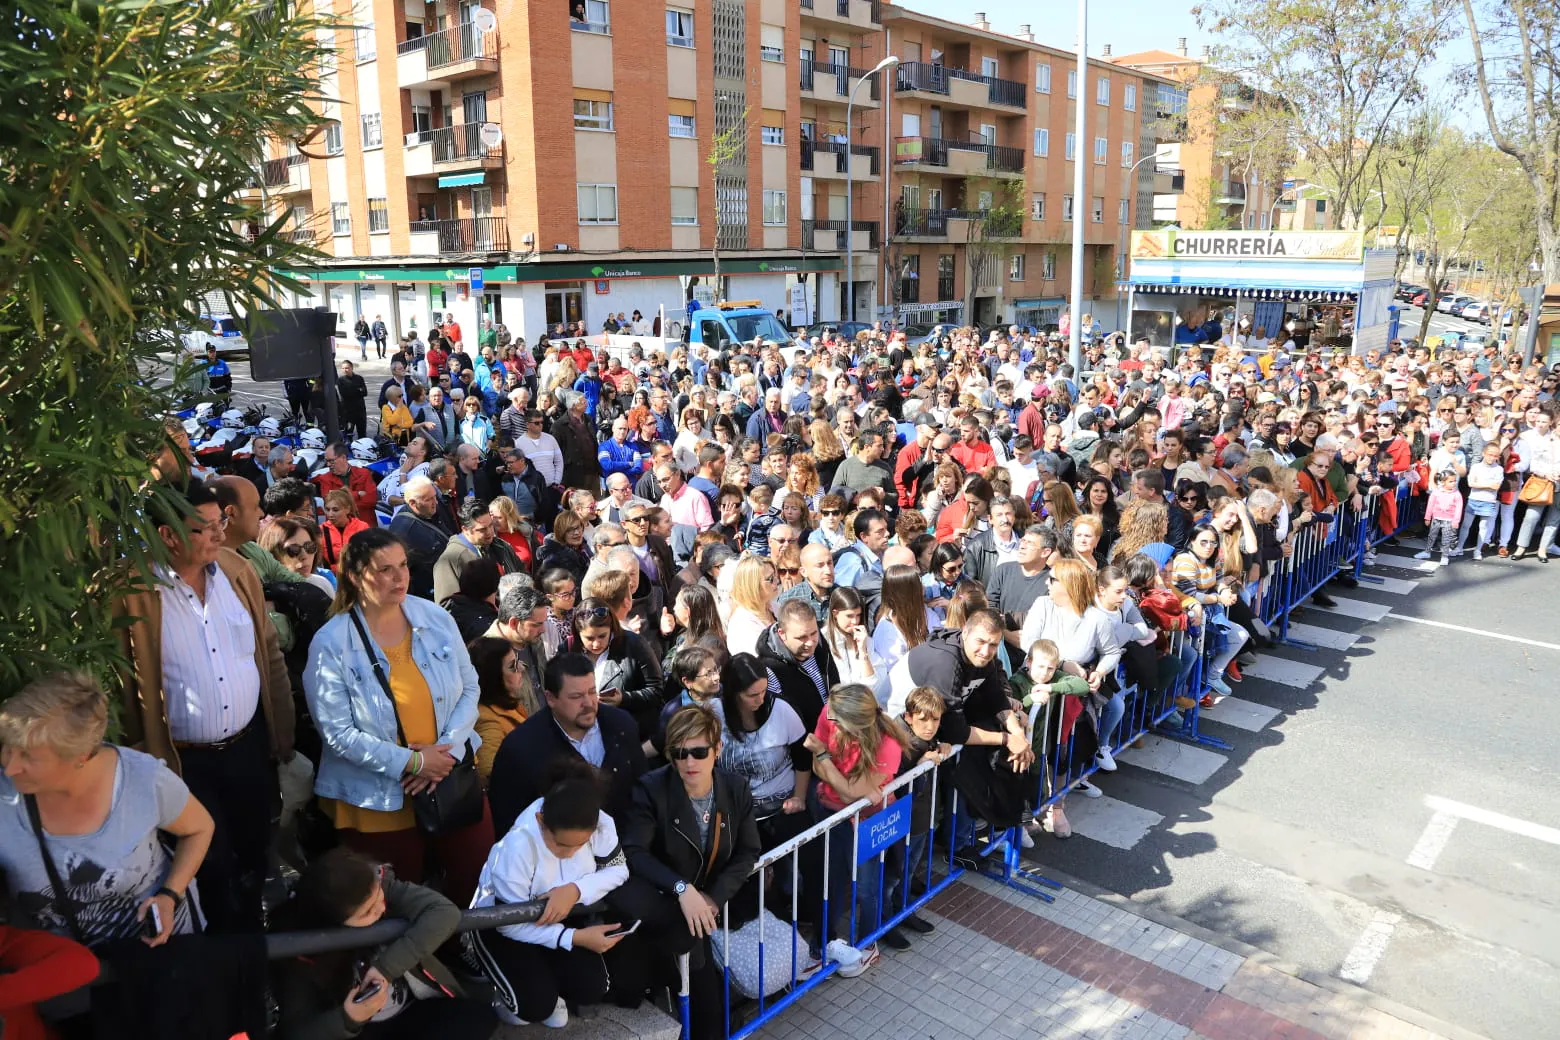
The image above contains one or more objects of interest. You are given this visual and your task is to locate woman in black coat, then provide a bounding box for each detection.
[568,598,666,741]
[534,509,592,586]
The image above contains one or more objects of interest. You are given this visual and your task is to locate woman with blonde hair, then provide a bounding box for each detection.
[489,495,534,569]
[320,487,370,572]
[725,554,780,657]
[810,419,847,487]
[1111,499,1170,565]
[1070,514,1106,570]
[1042,480,1081,543]
[380,383,414,444]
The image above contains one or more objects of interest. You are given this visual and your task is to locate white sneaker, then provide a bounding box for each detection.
[1095,747,1118,772]
[1440,554,1451,567]
[826,938,863,971]
[1019,826,1035,849]
[543,998,569,1029]
[1074,778,1103,798]
[1413,550,1432,560]
[1473,551,1483,561]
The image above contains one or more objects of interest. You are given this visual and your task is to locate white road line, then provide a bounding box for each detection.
[1424,795,1560,846]
[1197,696,1282,733]
[1282,622,1359,651]
[1062,793,1165,850]
[1405,811,1459,871]
[1370,551,1440,574]
[1118,736,1228,785]
[1241,656,1325,689]
[1384,614,1560,653]
[1338,908,1403,985]
[1357,574,1420,595]
[1310,596,1394,622]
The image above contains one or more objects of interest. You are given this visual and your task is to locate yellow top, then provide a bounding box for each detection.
[380,403,414,443]
[325,628,437,834]
[474,701,528,783]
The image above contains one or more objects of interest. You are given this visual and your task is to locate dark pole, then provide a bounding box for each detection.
[319,306,341,443]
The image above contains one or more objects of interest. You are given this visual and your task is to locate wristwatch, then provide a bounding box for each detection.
[674,881,688,896]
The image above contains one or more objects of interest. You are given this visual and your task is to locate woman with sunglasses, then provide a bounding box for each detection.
[259,515,337,595]
[921,543,965,625]
[568,595,665,741]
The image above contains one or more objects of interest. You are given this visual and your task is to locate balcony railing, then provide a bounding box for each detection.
[409,216,509,253]
[1216,181,1247,202]
[799,62,882,101]
[894,207,1020,238]
[427,22,497,69]
[432,122,500,164]
[894,61,1025,106]
[893,136,1023,174]
[802,219,880,249]
[804,139,881,176]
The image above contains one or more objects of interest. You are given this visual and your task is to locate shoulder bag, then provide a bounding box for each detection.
[349,610,485,834]
[1519,474,1554,507]
[24,795,87,943]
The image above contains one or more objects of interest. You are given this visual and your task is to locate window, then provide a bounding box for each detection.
[1091,196,1104,223]
[762,189,787,226]
[1119,198,1129,224]
[1009,253,1025,281]
[1035,62,1051,93]
[1096,77,1110,105]
[977,189,993,210]
[1315,199,1328,213]
[1033,128,1048,156]
[1042,251,1056,279]
[668,114,695,138]
[760,24,783,62]
[1094,136,1107,164]
[355,22,375,61]
[900,254,920,305]
[410,104,432,136]
[937,253,955,300]
[761,125,784,145]
[331,202,350,236]
[367,197,389,234]
[577,183,619,224]
[1067,68,1077,98]
[665,8,693,46]
[1062,195,1073,221]
[573,98,614,131]
[1065,132,1075,161]
[360,112,382,148]
[572,0,609,33]
[1121,141,1134,168]
[1031,192,1045,220]
[760,44,783,62]
[671,186,698,225]
[1124,83,1137,111]
[324,121,343,155]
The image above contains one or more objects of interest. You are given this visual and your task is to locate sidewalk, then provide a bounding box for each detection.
[754,871,1477,1040]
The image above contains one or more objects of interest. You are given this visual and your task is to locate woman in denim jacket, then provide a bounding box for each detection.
[305,528,492,905]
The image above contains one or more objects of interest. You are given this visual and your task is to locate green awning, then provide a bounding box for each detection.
[438,172,486,187]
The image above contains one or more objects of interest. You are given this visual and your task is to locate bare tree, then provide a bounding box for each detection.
[962,180,1022,320]
[706,105,749,300]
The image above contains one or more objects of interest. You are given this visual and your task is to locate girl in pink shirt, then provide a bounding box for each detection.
[1418,470,1464,566]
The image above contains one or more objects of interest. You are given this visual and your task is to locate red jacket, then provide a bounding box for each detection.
[313,466,379,524]
[320,515,372,571]
[0,925,99,1040]
[893,441,924,507]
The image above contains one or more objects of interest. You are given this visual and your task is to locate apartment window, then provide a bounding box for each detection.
[324,121,343,156]
[1096,77,1110,105]
[762,189,787,226]
[1031,192,1045,220]
[367,197,389,234]
[1091,196,1104,223]
[760,24,783,62]
[355,22,375,61]
[1035,62,1051,93]
[671,186,699,225]
[1067,68,1077,98]
[1009,253,1025,281]
[668,114,696,138]
[1124,83,1137,111]
[331,202,350,236]
[573,98,614,131]
[1315,199,1327,213]
[1119,198,1130,224]
[360,112,382,149]
[937,253,955,300]
[760,44,783,62]
[1062,195,1074,221]
[1121,141,1134,168]
[1094,136,1107,164]
[1042,251,1056,280]
[1065,133,1075,161]
[900,254,920,304]
[665,8,693,46]
[1033,128,1048,157]
[572,0,609,33]
[410,104,432,136]
[761,125,784,145]
[577,183,619,224]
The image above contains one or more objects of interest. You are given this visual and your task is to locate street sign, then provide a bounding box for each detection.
[857,796,912,864]
[469,267,484,293]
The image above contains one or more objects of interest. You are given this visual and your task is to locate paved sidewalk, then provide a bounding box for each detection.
[754,872,1476,1040]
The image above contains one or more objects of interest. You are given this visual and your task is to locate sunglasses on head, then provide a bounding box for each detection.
[575,606,612,623]
[668,745,712,761]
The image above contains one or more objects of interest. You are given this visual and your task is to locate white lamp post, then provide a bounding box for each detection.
[1067,0,1088,374]
[846,55,899,322]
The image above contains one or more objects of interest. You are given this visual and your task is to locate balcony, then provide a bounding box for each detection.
[1215,181,1247,205]
[799,61,881,107]
[802,219,879,252]
[894,207,1021,244]
[397,23,499,90]
[800,139,881,180]
[407,216,509,254]
[430,122,503,173]
[892,136,1024,178]
[894,61,1026,111]
[1152,167,1186,194]
[403,129,435,177]
[799,0,880,30]
[260,154,310,195]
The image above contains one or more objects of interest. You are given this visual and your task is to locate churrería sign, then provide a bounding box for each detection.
[1131,230,1364,262]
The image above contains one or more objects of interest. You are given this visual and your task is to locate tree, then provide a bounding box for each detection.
[1399,141,1508,342]
[706,105,749,301]
[961,180,1022,320]
[1376,106,1464,282]
[0,0,325,696]
[1461,0,1560,280]
[1196,0,1456,230]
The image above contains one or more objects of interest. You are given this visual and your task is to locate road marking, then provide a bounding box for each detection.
[1197,696,1282,733]
[1338,908,1403,984]
[1424,795,1560,846]
[1356,573,1420,595]
[1406,810,1459,871]
[1370,550,1441,574]
[1282,622,1359,650]
[1062,793,1164,850]
[1240,656,1325,689]
[1384,614,1560,652]
[1309,596,1393,622]
[1118,736,1228,785]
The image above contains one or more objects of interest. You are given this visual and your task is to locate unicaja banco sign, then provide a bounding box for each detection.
[1131,230,1364,262]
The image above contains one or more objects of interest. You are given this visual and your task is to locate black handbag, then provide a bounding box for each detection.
[349,610,485,834]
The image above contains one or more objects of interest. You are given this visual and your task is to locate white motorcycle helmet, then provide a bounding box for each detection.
[220,408,246,429]
[300,428,327,449]
[194,402,215,420]
[257,416,282,438]
[197,428,240,453]
[350,437,381,463]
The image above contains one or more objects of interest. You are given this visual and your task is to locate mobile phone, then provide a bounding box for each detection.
[143,903,163,938]
[351,979,384,1004]
[605,920,642,939]
[600,687,622,701]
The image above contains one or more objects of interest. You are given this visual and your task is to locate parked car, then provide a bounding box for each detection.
[1396,284,1424,302]
[193,315,249,358]
[1437,294,1475,315]
[1460,301,1492,323]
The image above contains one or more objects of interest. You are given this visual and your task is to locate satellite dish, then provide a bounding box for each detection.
[480,122,502,149]
[472,8,496,33]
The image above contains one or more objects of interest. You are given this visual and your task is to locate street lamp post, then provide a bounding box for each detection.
[846,55,899,323]
[1067,0,1088,374]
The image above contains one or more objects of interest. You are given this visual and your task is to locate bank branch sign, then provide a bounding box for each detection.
[1131,230,1364,262]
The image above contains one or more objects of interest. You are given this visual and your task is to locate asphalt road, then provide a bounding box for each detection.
[1023,545,1560,1040]
[1395,302,1505,345]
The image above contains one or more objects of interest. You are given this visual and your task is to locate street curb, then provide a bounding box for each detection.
[1022,862,1493,1040]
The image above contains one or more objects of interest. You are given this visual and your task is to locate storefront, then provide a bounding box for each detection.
[1125,230,1396,357]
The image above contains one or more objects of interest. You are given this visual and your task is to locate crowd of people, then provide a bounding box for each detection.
[4,309,1558,1040]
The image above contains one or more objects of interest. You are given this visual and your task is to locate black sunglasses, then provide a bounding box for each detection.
[281,542,317,558]
[575,606,612,623]
[668,745,712,761]
[820,509,841,516]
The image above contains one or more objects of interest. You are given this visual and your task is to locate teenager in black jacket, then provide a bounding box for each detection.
[568,600,666,742]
